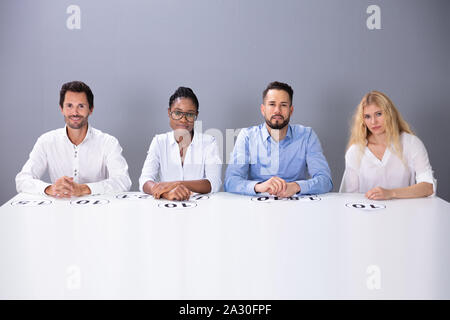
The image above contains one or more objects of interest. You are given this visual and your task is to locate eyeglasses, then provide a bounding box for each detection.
[170,111,197,122]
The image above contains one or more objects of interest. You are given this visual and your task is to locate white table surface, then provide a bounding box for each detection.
[1,192,449,299]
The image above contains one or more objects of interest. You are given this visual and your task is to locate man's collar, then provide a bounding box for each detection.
[62,124,91,144]
[285,124,293,140]
[261,123,271,141]
[261,123,292,142]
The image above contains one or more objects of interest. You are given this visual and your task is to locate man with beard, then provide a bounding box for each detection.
[16,81,131,198]
[224,81,332,197]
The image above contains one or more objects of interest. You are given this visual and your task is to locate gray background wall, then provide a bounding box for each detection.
[1,0,449,203]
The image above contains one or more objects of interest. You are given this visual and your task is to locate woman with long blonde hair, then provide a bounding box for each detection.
[339,91,435,200]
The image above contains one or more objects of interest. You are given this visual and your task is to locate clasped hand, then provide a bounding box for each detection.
[254,176,300,198]
[152,181,192,201]
[45,176,88,198]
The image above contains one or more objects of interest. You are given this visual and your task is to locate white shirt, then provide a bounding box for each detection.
[16,126,132,195]
[339,132,436,194]
[139,130,222,193]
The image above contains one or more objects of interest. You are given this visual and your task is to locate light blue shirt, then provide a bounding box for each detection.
[224,123,333,196]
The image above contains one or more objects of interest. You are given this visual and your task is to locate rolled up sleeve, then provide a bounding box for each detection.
[339,145,360,193]
[410,135,436,196]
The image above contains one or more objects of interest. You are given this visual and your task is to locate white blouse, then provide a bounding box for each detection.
[339,132,436,194]
[139,130,222,193]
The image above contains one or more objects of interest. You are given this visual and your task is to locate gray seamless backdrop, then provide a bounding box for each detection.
[1,0,449,204]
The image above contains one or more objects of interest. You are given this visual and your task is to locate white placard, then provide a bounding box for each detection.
[288,195,322,201]
[158,201,198,210]
[345,203,386,211]
[115,192,152,200]
[191,194,210,201]
[70,199,110,206]
[251,195,321,202]
[11,199,52,207]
